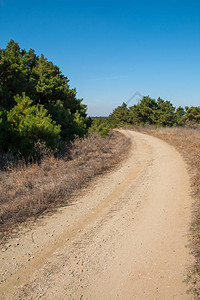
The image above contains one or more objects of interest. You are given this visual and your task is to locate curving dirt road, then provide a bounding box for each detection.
[0,130,194,299]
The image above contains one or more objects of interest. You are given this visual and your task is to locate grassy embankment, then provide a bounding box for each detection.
[137,127,200,297]
[0,131,131,241]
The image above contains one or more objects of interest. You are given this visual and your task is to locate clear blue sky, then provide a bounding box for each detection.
[0,0,199,116]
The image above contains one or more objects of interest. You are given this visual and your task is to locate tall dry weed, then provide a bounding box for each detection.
[0,132,130,239]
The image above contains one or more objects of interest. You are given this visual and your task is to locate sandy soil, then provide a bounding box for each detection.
[0,130,194,299]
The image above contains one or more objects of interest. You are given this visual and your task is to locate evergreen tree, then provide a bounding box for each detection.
[109,96,184,127]
[109,102,130,127]
[129,96,157,125]
[184,106,200,123]
[175,106,185,126]
[156,98,176,126]
[0,40,90,147]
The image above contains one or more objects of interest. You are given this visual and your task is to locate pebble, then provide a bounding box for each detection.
[27,256,34,261]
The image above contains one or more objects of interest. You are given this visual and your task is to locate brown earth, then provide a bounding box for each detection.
[0,130,194,299]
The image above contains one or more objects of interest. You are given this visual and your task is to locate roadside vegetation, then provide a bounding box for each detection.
[0,131,130,239]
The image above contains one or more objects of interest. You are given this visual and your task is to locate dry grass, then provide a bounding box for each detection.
[0,131,131,240]
[137,127,200,298]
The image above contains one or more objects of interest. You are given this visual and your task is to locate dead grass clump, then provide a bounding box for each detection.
[0,131,131,239]
[138,127,200,298]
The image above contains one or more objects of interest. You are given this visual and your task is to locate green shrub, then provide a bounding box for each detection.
[6,93,61,157]
[89,117,111,136]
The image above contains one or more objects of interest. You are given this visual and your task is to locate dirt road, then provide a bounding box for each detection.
[0,130,194,299]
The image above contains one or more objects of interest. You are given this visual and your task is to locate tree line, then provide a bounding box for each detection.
[91,96,200,134]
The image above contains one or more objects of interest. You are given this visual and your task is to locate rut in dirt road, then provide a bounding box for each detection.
[0,130,193,299]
